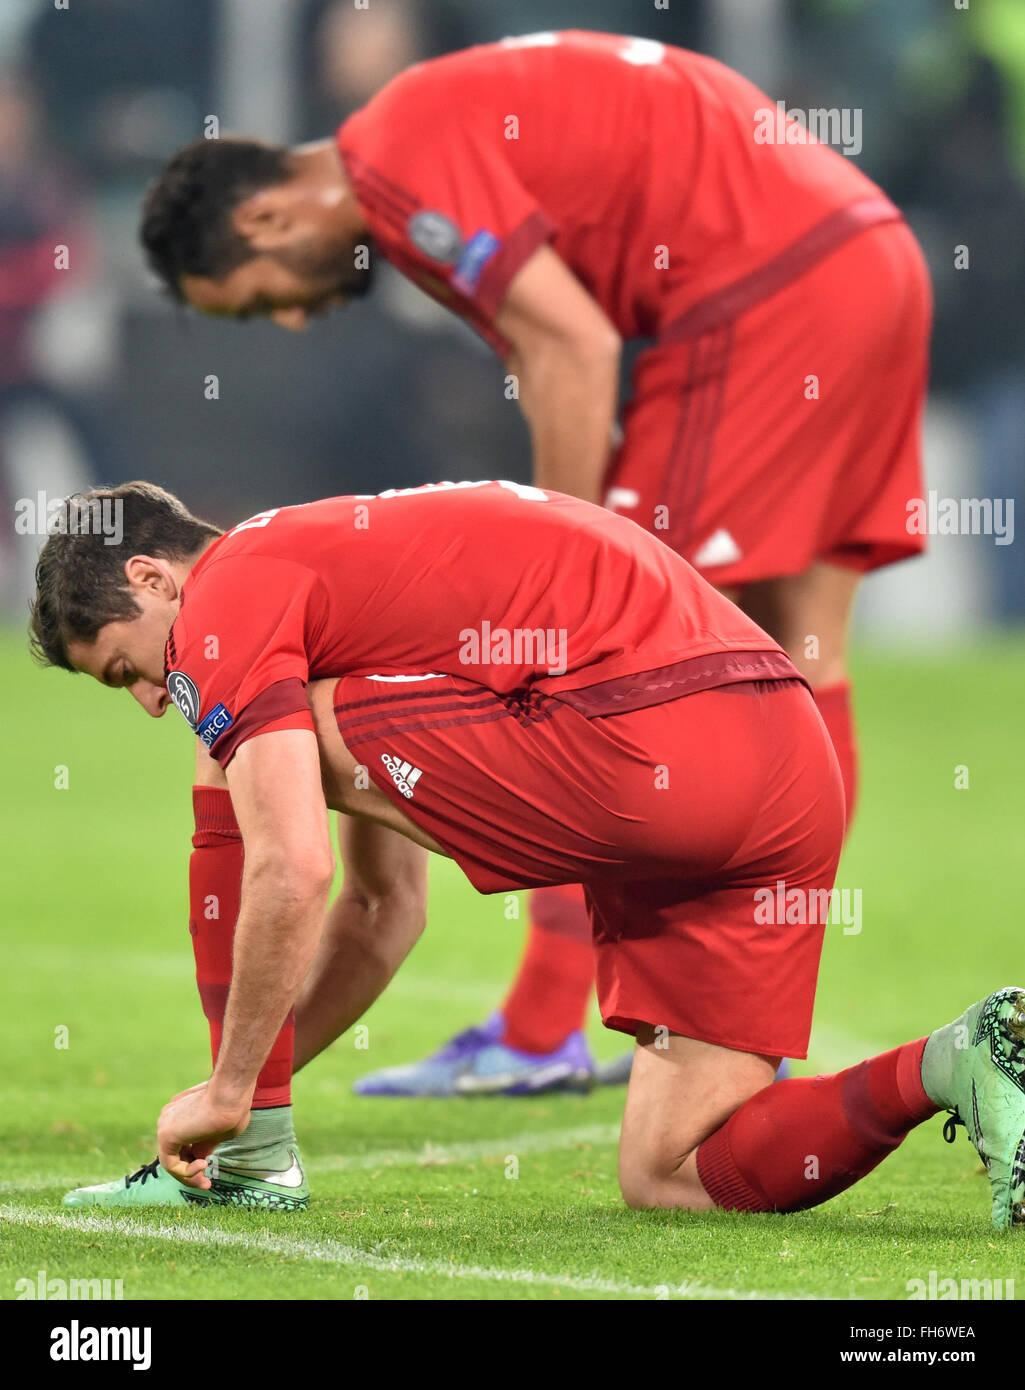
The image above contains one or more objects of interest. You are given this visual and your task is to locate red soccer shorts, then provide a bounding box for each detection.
[605,216,933,587]
[333,670,845,1059]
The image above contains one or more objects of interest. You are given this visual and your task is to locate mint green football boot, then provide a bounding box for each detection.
[922,986,1025,1229]
[62,1145,309,1212]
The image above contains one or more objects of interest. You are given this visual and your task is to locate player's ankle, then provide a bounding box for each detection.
[213,1104,297,1171]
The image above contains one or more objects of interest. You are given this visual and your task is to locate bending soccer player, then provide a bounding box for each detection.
[138,29,932,1096]
[30,480,1024,1226]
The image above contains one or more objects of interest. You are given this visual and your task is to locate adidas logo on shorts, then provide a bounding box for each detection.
[381,753,423,799]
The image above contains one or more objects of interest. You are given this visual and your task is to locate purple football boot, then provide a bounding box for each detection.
[353,1013,595,1097]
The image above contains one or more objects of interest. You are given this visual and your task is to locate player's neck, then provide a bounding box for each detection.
[178,539,219,587]
[288,140,358,223]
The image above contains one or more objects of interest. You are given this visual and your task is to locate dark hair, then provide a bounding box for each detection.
[139,138,292,300]
[30,482,223,671]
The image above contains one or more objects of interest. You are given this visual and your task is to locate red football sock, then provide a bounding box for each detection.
[696,1037,938,1211]
[190,787,294,1109]
[813,681,858,831]
[500,884,594,1054]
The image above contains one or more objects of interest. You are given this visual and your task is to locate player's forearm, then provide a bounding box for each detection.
[514,339,619,504]
[292,885,427,1072]
[209,859,333,1109]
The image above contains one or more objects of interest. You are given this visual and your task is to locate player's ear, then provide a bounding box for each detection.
[123,554,178,599]
[232,188,295,249]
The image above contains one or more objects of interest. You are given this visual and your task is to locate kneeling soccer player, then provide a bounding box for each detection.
[29,479,1025,1226]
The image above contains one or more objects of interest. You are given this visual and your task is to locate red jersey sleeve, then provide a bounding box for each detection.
[338,81,556,342]
[166,555,326,768]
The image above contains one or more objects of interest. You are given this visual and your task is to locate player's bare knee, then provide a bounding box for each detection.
[618,1155,665,1209]
[619,1175,656,1210]
[618,1115,704,1210]
[618,1149,660,1209]
[618,1148,706,1210]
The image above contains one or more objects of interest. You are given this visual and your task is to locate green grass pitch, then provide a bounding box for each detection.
[2,628,1024,1301]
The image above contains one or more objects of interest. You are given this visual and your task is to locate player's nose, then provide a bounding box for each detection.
[131,683,169,718]
[271,307,309,332]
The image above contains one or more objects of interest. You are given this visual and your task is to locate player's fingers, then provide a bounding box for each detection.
[160,1149,211,1190]
[182,1156,211,1188]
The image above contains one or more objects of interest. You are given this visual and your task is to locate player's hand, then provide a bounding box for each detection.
[156,1082,250,1189]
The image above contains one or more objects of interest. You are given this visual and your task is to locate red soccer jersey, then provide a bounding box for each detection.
[164,481,798,767]
[336,30,897,351]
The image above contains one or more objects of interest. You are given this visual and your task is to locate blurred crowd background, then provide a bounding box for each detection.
[0,0,1021,636]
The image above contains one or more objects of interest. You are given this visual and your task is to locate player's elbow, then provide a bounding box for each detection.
[591,320,622,363]
[560,319,621,375]
[517,328,620,429]
[517,315,620,379]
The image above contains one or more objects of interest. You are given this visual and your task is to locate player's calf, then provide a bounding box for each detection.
[623,991,1025,1229]
[617,1028,778,1209]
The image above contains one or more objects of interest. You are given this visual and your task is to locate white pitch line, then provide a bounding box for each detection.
[314,1122,620,1172]
[0,1204,831,1300]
